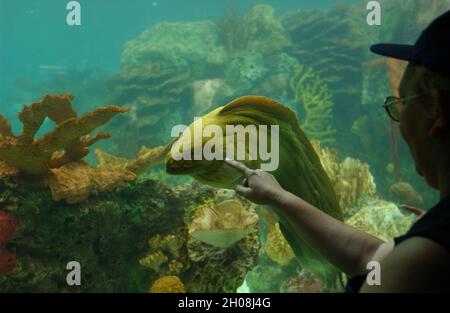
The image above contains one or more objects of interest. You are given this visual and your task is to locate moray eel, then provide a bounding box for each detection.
[166,95,343,287]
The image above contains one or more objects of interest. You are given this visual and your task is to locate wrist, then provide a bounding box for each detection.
[267,188,291,207]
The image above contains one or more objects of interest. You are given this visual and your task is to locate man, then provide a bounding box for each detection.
[225,10,450,292]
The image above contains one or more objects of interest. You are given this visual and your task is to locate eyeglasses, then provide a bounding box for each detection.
[382,94,427,122]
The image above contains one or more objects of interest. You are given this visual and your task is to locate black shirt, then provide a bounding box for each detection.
[346,195,450,293]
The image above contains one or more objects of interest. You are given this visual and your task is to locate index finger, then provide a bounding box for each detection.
[224,158,252,176]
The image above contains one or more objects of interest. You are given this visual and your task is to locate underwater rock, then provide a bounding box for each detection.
[188,199,258,249]
[345,197,416,242]
[389,181,424,208]
[149,275,186,293]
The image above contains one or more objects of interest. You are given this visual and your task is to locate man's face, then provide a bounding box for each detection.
[398,65,439,189]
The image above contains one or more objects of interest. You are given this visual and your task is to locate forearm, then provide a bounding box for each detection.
[274,190,384,276]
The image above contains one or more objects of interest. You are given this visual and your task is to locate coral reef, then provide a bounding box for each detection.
[149,275,186,293]
[0,94,133,204]
[312,141,376,214]
[263,222,295,266]
[389,181,423,208]
[289,65,336,144]
[188,199,258,248]
[0,178,186,292]
[345,197,416,242]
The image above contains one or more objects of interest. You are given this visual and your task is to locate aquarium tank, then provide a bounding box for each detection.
[0,0,449,293]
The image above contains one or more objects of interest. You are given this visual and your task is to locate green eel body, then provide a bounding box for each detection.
[166,96,343,287]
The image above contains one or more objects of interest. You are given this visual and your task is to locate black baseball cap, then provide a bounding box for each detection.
[370,9,450,79]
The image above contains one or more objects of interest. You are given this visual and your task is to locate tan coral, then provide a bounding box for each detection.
[312,141,376,213]
[48,161,136,204]
[263,222,295,266]
[149,275,186,293]
[189,199,258,248]
[0,94,128,175]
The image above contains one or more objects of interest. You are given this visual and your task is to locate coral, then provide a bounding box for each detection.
[345,197,416,242]
[290,65,336,144]
[188,199,258,248]
[312,141,376,214]
[186,225,259,293]
[263,223,295,266]
[0,210,16,246]
[139,251,168,272]
[149,275,185,293]
[0,94,133,204]
[389,181,423,207]
[139,233,187,276]
[0,94,127,175]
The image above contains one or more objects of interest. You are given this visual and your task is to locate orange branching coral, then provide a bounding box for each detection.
[0,94,128,175]
[95,142,172,175]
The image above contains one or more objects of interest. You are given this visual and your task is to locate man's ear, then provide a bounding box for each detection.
[428,93,449,138]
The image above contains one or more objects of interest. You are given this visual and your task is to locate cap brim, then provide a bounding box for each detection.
[370,43,418,63]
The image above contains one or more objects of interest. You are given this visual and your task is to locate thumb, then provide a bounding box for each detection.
[235,185,252,197]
